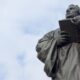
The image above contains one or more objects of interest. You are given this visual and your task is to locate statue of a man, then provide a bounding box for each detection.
[36,4,80,80]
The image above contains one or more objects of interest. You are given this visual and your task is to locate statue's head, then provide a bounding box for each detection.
[66,4,80,18]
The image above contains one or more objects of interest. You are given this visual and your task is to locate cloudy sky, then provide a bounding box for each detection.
[0,0,80,80]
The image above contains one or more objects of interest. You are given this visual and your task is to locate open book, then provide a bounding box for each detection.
[59,19,80,42]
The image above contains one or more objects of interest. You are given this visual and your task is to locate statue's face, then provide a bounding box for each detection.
[66,5,79,18]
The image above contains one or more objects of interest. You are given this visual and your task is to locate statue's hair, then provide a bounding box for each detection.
[68,4,80,15]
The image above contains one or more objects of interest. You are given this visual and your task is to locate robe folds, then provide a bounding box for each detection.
[36,28,80,80]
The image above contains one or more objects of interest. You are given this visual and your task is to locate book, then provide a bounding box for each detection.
[59,19,80,42]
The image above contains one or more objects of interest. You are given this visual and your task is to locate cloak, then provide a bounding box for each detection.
[36,28,80,80]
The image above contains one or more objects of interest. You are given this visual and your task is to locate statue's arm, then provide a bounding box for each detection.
[36,29,58,63]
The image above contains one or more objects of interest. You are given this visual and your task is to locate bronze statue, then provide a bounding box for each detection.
[36,4,80,80]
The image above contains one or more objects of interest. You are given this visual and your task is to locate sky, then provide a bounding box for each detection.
[0,0,80,80]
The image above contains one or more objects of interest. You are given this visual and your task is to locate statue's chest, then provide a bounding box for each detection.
[56,43,80,80]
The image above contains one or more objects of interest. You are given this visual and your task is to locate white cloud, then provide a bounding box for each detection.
[0,0,80,80]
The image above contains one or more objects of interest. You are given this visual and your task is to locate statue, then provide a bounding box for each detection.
[36,4,80,80]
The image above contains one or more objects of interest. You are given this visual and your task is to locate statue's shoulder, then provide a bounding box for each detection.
[45,28,60,36]
[54,28,60,32]
[43,28,60,39]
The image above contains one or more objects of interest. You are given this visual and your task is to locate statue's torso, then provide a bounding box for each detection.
[55,43,80,80]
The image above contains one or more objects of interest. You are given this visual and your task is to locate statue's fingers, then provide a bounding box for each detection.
[61,35,71,38]
[60,31,69,35]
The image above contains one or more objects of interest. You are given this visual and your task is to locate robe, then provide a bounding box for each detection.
[36,28,80,80]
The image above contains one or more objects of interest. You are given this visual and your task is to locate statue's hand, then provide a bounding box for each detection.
[71,16,80,25]
[56,31,71,47]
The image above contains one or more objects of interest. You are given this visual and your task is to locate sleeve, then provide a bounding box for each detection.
[36,29,60,78]
[36,30,56,63]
